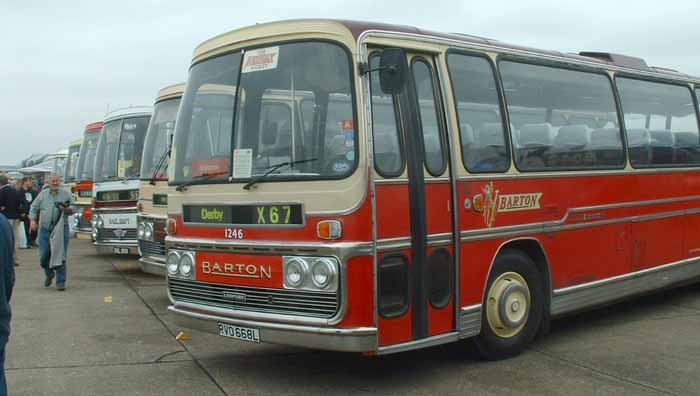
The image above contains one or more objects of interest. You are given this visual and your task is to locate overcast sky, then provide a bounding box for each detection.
[2,0,699,165]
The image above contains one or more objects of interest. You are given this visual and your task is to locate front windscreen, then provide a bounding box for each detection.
[75,132,100,181]
[171,41,356,185]
[94,116,150,183]
[63,144,81,183]
[140,98,181,180]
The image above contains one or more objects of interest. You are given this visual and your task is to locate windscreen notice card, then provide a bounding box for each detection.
[242,47,279,73]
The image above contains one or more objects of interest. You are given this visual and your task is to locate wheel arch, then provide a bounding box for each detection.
[481,237,553,331]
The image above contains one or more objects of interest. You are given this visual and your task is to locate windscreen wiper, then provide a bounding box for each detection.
[243,158,318,190]
[121,172,141,183]
[149,148,170,185]
[175,172,227,192]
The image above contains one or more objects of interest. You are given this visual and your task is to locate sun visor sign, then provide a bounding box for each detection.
[183,204,303,226]
[242,46,279,74]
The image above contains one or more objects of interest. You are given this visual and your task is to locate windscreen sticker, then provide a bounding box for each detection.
[192,159,228,177]
[233,149,253,179]
[117,160,132,178]
[342,120,354,131]
[333,161,349,173]
[344,131,354,148]
[345,151,355,161]
[242,47,280,74]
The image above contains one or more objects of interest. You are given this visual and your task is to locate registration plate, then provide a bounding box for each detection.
[217,323,260,343]
[113,247,130,254]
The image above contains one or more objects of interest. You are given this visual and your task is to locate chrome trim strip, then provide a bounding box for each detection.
[168,305,377,353]
[376,332,460,355]
[377,233,452,251]
[460,196,700,242]
[171,299,338,327]
[456,167,700,181]
[166,236,373,258]
[375,178,408,185]
[551,257,700,316]
[459,304,482,338]
[93,207,138,213]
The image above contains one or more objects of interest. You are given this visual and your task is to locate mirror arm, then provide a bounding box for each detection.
[359,62,397,75]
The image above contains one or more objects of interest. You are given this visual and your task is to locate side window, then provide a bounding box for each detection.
[411,58,446,176]
[447,53,509,172]
[369,53,404,177]
[499,61,623,170]
[617,78,700,166]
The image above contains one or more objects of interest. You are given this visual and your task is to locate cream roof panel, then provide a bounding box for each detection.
[192,19,356,64]
[157,83,186,103]
[69,138,82,148]
[104,106,153,123]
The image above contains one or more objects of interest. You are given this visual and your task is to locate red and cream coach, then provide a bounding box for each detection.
[166,19,700,358]
[137,83,185,275]
[73,121,103,239]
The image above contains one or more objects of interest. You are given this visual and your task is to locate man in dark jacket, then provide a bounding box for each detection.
[0,175,22,265]
[18,177,37,248]
[0,213,16,396]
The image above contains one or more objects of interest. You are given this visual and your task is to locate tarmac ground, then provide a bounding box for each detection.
[7,238,700,396]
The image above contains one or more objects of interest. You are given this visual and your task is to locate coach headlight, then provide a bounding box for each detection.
[137,223,145,239]
[144,222,154,241]
[95,215,104,229]
[311,258,336,289]
[284,258,307,288]
[179,252,194,278]
[166,251,181,276]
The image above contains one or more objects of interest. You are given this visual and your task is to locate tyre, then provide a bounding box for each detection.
[473,248,544,360]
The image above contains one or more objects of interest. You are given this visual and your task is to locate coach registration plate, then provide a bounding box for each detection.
[217,323,260,343]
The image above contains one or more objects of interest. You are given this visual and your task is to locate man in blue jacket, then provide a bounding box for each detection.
[0,213,16,396]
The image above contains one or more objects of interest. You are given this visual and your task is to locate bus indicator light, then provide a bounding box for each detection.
[317,220,342,240]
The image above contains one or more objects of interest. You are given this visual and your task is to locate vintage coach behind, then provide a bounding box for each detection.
[137,83,184,274]
[91,107,152,255]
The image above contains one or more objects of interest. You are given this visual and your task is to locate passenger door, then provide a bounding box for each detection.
[370,50,457,346]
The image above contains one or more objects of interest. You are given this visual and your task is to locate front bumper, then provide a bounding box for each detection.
[139,255,165,276]
[168,304,377,352]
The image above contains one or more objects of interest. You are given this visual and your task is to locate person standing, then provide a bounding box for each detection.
[29,174,74,291]
[0,213,16,396]
[0,175,23,265]
[18,177,37,248]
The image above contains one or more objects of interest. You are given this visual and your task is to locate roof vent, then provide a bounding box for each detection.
[579,52,649,70]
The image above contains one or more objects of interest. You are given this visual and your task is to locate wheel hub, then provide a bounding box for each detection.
[486,272,531,338]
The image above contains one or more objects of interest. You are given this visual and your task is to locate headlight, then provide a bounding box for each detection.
[144,223,153,240]
[166,251,181,276]
[95,216,104,228]
[179,253,194,277]
[311,258,336,289]
[137,223,145,238]
[128,189,139,201]
[284,256,339,291]
[284,258,307,288]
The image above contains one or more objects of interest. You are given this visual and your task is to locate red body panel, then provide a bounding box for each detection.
[457,171,700,307]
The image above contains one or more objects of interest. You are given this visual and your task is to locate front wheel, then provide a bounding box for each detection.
[473,249,544,360]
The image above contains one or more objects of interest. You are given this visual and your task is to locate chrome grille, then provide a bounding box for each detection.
[139,240,165,256]
[96,228,137,242]
[169,278,339,318]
